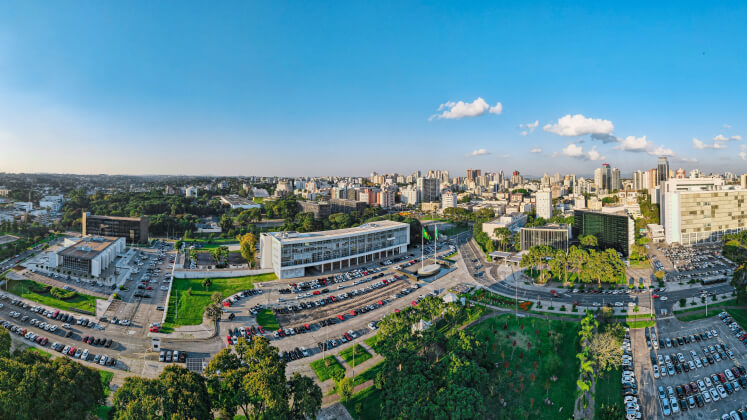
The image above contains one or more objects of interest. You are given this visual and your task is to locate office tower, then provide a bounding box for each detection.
[82,213,149,244]
[441,191,458,210]
[657,157,669,184]
[536,190,553,220]
[659,177,746,245]
[572,210,634,256]
[416,177,440,203]
[466,169,481,182]
[611,168,621,191]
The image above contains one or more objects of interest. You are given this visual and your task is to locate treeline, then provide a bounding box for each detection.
[0,220,52,261]
[520,243,626,286]
[724,231,747,303]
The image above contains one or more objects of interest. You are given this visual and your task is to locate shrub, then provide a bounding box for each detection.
[50,287,77,300]
[29,283,52,294]
[559,305,566,312]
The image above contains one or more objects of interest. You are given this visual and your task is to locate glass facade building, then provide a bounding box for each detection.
[572,210,634,256]
[260,221,410,279]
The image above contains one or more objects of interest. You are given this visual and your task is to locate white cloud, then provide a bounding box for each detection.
[723,123,732,129]
[529,147,542,153]
[558,143,605,161]
[678,157,698,163]
[520,120,539,136]
[650,146,674,156]
[693,137,726,149]
[430,97,502,121]
[740,145,746,161]
[614,135,651,152]
[544,114,614,137]
[713,134,742,142]
[468,148,490,156]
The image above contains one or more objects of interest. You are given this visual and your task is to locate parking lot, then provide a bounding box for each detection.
[634,315,747,419]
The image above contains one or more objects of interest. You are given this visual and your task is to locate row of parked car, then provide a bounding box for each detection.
[2,321,51,346]
[620,331,641,420]
[657,365,747,415]
[276,275,401,314]
[650,327,720,351]
[226,325,266,345]
[52,343,117,367]
[223,289,263,307]
[719,311,747,347]
[158,349,186,363]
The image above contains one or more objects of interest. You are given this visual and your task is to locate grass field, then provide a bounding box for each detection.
[339,344,372,367]
[330,361,384,395]
[5,279,100,314]
[95,370,114,419]
[364,334,380,352]
[595,366,623,415]
[183,238,239,250]
[310,356,346,382]
[726,308,747,328]
[256,308,279,330]
[626,320,657,329]
[467,314,580,419]
[343,386,382,420]
[27,347,52,359]
[163,273,277,329]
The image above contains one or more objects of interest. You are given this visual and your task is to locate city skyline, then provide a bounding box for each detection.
[1,2,746,176]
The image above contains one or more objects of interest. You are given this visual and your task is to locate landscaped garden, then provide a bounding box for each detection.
[5,279,100,314]
[256,308,279,330]
[467,288,533,311]
[594,366,623,415]
[310,356,346,382]
[163,273,277,329]
[339,344,372,367]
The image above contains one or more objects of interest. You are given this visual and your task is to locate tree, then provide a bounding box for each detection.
[589,331,623,373]
[219,214,234,232]
[288,373,322,420]
[205,303,224,322]
[211,292,224,305]
[237,233,258,266]
[0,329,10,357]
[338,377,354,402]
[173,240,183,251]
[493,227,512,251]
[580,234,598,248]
[202,277,212,290]
[113,365,211,420]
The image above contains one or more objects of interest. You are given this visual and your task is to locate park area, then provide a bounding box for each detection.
[4,278,100,314]
[162,273,276,331]
[467,314,581,419]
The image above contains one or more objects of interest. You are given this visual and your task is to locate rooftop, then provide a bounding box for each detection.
[58,236,120,259]
[85,213,145,222]
[266,220,407,243]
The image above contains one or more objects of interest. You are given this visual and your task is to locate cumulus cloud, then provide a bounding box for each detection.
[693,138,726,149]
[430,97,502,121]
[590,133,619,143]
[556,143,605,161]
[650,146,674,156]
[614,135,651,152]
[529,147,542,153]
[678,157,698,163]
[467,148,490,156]
[543,114,614,137]
[740,145,746,161]
[713,134,742,142]
[520,120,539,136]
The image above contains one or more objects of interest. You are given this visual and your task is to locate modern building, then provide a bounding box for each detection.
[219,195,262,210]
[466,169,481,183]
[329,198,367,214]
[417,177,440,203]
[441,191,458,210]
[379,186,396,208]
[298,201,331,220]
[185,186,199,198]
[38,195,64,212]
[535,190,552,220]
[659,178,746,245]
[259,220,410,278]
[400,186,419,206]
[82,213,149,244]
[483,213,528,238]
[657,157,670,185]
[56,236,126,277]
[572,210,634,256]
[519,224,571,251]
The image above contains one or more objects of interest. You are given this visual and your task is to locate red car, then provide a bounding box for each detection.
[82,335,89,342]
[337,314,345,321]
[304,324,311,330]
[312,290,321,295]
[652,294,660,299]
[344,332,353,341]
[149,326,160,332]
[717,372,727,383]
[377,300,384,305]
[412,301,418,306]
[223,301,231,307]
[146,286,153,290]
[550,290,558,296]
[258,326,265,333]
[349,310,357,316]
[226,336,232,345]
[68,347,77,356]
[394,309,401,313]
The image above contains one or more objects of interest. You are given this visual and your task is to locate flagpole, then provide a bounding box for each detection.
[421,226,424,270]
[433,225,437,265]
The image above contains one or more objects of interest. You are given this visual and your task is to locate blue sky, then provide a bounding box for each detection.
[0,1,745,177]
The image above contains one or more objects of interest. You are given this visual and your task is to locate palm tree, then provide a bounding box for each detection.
[202,278,212,290]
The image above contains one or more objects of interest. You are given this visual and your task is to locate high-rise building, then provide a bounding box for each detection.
[659,178,746,245]
[511,170,522,185]
[379,186,396,208]
[535,190,553,220]
[594,164,612,191]
[611,168,621,191]
[520,224,571,251]
[82,213,149,244]
[741,174,747,189]
[466,169,481,182]
[416,177,440,203]
[657,157,670,185]
[401,186,419,206]
[572,210,634,256]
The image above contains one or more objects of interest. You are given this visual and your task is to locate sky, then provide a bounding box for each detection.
[0,1,746,177]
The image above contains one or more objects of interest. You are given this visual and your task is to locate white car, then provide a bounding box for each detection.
[725,369,735,381]
[717,385,728,399]
[705,377,713,387]
[653,364,660,378]
[702,389,712,403]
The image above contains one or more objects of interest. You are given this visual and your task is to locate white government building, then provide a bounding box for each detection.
[260,220,410,279]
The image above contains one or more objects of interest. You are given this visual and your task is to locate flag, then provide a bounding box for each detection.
[435,225,438,240]
[422,228,431,241]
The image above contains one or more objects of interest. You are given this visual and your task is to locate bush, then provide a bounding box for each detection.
[29,283,52,294]
[679,298,686,307]
[50,287,77,300]
[559,305,566,312]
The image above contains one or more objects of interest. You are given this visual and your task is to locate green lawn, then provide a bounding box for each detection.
[339,344,372,367]
[364,335,380,352]
[310,356,346,382]
[726,308,747,329]
[256,308,279,330]
[5,279,100,314]
[626,320,657,329]
[595,366,623,415]
[330,361,384,395]
[94,370,114,419]
[467,314,580,419]
[343,386,382,420]
[27,347,52,359]
[183,238,239,250]
[163,273,277,329]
